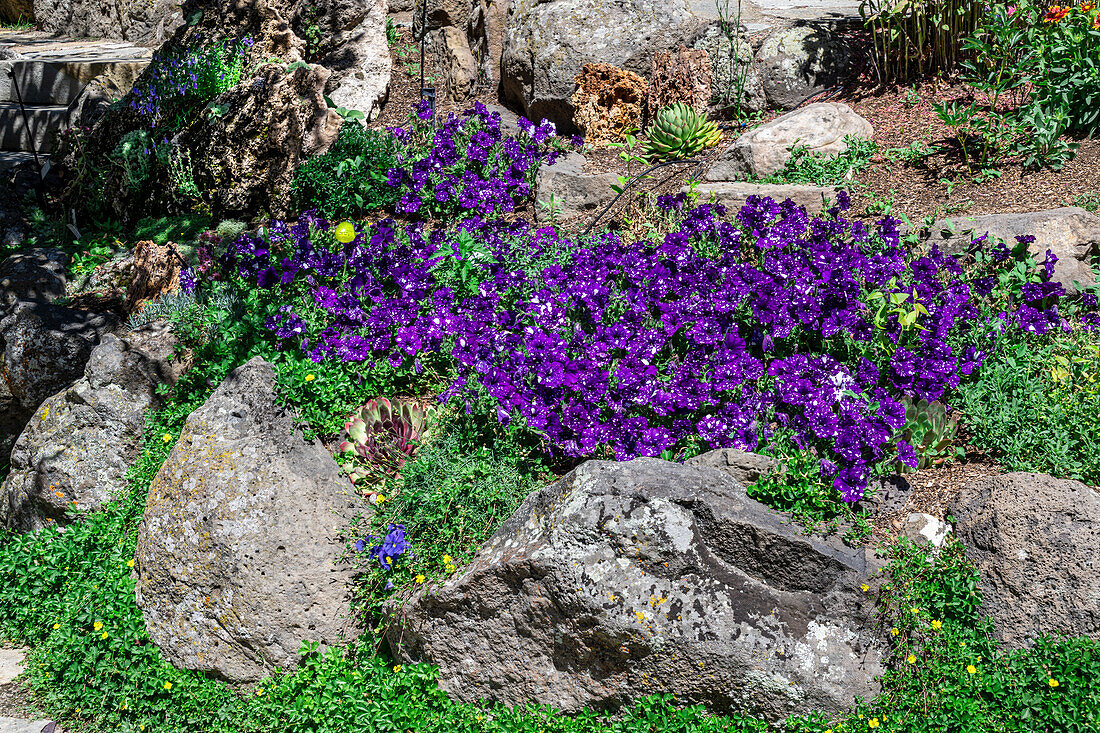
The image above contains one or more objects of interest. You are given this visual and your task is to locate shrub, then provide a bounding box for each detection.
[291,122,402,219]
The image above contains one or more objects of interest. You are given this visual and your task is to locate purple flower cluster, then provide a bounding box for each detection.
[129,36,253,125]
[221,197,1069,502]
[385,101,567,218]
[356,523,410,570]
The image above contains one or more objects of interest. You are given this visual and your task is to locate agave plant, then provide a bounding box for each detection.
[643,103,722,162]
[896,396,961,471]
[338,398,432,485]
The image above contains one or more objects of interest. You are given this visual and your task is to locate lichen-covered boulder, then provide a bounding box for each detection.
[692,24,765,116]
[950,473,1100,647]
[388,455,885,722]
[755,25,851,110]
[706,102,873,180]
[135,357,364,683]
[500,0,699,130]
[1,324,180,532]
[0,301,118,465]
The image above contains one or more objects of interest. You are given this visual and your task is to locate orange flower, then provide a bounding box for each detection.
[1080,1,1095,10]
[1044,3,1071,20]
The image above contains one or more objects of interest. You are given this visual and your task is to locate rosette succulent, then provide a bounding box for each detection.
[338,398,432,484]
[643,103,722,162]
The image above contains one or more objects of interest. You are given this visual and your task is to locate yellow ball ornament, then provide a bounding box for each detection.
[334,221,357,243]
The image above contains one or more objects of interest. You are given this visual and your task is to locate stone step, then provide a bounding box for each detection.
[0,57,148,105]
[0,103,69,152]
[0,150,42,170]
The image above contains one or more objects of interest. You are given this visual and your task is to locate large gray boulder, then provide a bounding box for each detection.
[950,473,1100,647]
[0,301,118,466]
[1,324,180,532]
[692,23,766,116]
[389,454,885,722]
[923,208,1100,294]
[134,358,364,683]
[707,102,873,180]
[500,0,700,130]
[0,249,68,312]
[322,0,392,119]
[755,25,851,110]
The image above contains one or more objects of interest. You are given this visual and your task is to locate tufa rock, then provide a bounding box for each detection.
[922,208,1100,294]
[389,457,885,722]
[33,0,182,44]
[501,0,699,131]
[135,357,364,683]
[755,25,850,110]
[686,182,840,216]
[535,151,618,222]
[319,0,392,118]
[125,240,184,313]
[692,23,765,116]
[706,102,873,180]
[1,324,180,532]
[646,47,712,120]
[431,26,480,102]
[950,472,1100,647]
[570,63,647,145]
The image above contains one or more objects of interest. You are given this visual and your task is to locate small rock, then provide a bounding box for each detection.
[685,447,778,485]
[755,25,851,110]
[135,357,365,683]
[687,182,840,215]
[902,513,950,547]
[535,152,619,222]
[950,472,1100,647]
[484,104,522,137]
[431,26,479,102]
[570,63,647,145]
[0,718,58,733]
[922,207,1100,294]
[706,102,873,180]
[0,249,68,312]
[646,47,711,119]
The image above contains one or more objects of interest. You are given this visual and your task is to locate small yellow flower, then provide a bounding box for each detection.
[907,654,916,664]
[164,681,173,690]
[869,719,880,729]
[305,374,315,382]
[256,688,265,696]
[890,627,899,636]
[415,574,425,584]
[121,701,129,711]
[52,623,59,630]
[931,619,942,630]
[127,559,135,568]
[967,665,977,674]
[101,631,109,640]
[140,726,145,731]
[860,583,870,592]
[442,554,453,564]
[162,433,172,443]
[1049,678,1060,688]
[93,621,103,632]
[376,494,386,504]
[393,665,402,673]
[910,607,920,614]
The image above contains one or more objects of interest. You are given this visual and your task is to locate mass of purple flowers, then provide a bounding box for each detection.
[129,36,253,125]
[357,523,410,569]
[385,100,568,219]
[218,195,1072,502]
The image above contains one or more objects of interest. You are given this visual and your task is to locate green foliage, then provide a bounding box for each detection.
[860,0,983,83]
[110,130,156,191]
[894,396,961,471]
[763,137,878,186]
[643,103,722,162]
[291,121,401,219]
[955,329,1100,484]
[864,539,1100,732]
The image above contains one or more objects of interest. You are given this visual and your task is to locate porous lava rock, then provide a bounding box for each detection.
[570,63,646,145]
[950,472,1100,647]
[135,357,364,683]
[706,102,873,180]
[389,455,885,722]
[1,324,180,532]
[501,0,699,131]
[646,47,711,119]
[923,208,1100,294]
[0,301,118,465]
